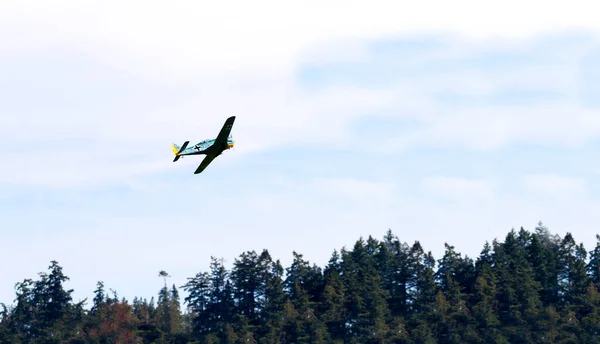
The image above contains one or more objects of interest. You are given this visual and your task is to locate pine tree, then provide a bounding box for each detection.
[340,238,392,342]
[472,243,505,343]
[230,251,262,325]
[182,271,212,337]
[587,234,600,289]
[256,251,287,342]
[407,241,437,315]
[526,232,559,308]
[495,230,544,343]
[321,250,346,342]
[435,243,477,343]
[379,229,411,318]
[554,233,588,341]
[580,283,600,341]
[169,284,182,334]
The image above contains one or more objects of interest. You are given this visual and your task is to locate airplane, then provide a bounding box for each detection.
[171,116,236,174]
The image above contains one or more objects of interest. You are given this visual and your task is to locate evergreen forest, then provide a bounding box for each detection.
[2,223,600,343]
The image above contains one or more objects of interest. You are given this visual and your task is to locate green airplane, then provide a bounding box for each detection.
[171,116,236,174]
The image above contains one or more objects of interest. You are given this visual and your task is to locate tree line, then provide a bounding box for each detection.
[1,222,600,343]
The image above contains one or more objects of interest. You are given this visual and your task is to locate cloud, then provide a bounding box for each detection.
[4,1,600,59]
[387,107,600,151]
[300,33,600,153]
[313,177,396,201]
[421,176,494,202]
[2,2,600,189]
[522,174,586,196]
[1,75,395,188]
[0,148,177,188]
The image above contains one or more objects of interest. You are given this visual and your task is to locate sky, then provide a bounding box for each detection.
[1,0,600,306]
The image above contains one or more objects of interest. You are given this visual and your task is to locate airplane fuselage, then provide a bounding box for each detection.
[172,137,235,156]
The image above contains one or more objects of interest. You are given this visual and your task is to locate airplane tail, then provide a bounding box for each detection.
[171,143,181,155]
[172,141,189,162]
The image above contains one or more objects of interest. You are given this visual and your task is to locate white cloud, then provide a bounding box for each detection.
[421,176,494,201]
[522,174,586,196]
[386,107,600,152]
[2,1,600,188]
[1,81,396,187]
[313,177,396,201]
[0,148,177,187]
[1,0,599,78]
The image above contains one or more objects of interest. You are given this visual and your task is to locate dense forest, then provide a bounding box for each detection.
[2,222,600,343]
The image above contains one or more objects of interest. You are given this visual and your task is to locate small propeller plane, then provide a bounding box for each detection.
[171,116,236,174]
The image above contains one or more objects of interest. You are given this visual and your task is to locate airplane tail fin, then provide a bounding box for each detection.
[172,141,189,162]
[171,143,181,155]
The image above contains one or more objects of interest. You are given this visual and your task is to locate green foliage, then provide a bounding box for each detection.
[2,224,600,342]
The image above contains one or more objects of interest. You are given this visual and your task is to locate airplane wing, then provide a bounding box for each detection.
[194,154,218,174]
[214,116,236,146]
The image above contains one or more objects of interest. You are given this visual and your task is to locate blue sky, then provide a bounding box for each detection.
[2,1,600,307]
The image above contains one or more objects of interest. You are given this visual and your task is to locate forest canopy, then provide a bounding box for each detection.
[2,222,600,343]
